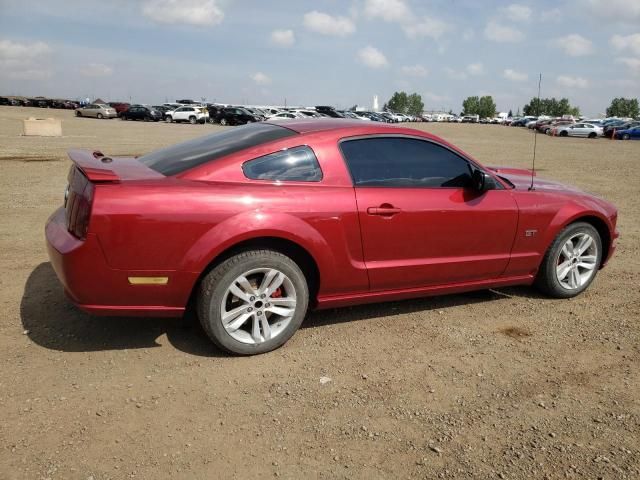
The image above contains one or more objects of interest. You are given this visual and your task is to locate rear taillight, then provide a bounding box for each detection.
[64,167,94,240]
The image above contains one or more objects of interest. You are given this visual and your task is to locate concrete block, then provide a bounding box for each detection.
[22,117,62,137]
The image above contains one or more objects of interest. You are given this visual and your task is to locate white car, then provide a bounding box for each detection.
[267,112,303,121]
[555,123,603,138]
[165,106,209,124]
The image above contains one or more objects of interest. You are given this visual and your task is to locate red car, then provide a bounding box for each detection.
[46,120,618,355]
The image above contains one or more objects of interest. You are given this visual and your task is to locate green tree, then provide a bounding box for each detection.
[406,93,425,116]
[606,98,640,118]
[462,95,496,118]
[523,97,580,117]
[478,96,497,118]
[508,109,513,118]
[386,91,408,113]
[462,96,480,115]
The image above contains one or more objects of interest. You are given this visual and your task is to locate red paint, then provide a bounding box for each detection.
[46,120,618,317]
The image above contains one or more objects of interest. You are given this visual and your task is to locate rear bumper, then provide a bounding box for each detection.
[45,208,190,317]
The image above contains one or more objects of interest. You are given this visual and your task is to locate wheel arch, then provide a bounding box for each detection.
[546,213,613,269]
[186,236,321,310]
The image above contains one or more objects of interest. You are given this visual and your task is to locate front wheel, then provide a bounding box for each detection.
[622,133,630,140]
[189,116,197,124]
[197,250,309,355]
[559,130,568,137]
[220,118,228,126]
[535,222,602,298]
[588,132,597,138]
[165,116,172,123]
[97,113,103,119]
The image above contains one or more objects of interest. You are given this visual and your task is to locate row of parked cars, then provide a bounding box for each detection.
[72,100,426,125]
[0,96,79,109]
[507,115,640,140]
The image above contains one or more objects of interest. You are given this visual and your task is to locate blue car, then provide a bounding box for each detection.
[615,126,640,140]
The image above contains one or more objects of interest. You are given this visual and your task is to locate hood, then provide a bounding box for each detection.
[498,170,586,195]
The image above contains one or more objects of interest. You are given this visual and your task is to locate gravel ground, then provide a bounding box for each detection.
[0,106,638,479]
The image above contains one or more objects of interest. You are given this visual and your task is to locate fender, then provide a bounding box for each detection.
[540,205,614,261]
[180,210,335,278]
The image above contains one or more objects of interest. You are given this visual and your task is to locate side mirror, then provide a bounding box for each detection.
[471,169,491,192]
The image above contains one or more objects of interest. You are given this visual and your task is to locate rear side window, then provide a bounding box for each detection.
[138,123,297,175]
[243,146,322,182]
[340,137,472,188]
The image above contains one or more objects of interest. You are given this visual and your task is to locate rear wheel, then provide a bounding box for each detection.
[197,250,309,355]
[535,222,601,298]
[220,118,228,126]
[622,133,630,140]
[559,130,568,137]
[97,113,103,119]
[165,116,172,123]
[588,132,597,138]
[75,111,82,117]
[189,116,197,124]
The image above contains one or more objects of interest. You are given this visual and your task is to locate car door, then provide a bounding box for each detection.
[339,136,519,291]
[571,124,586,137]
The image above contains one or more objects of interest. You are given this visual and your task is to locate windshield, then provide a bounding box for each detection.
[138,123,297,175]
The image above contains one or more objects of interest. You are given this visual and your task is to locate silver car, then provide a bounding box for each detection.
[555,123,603,138]
[75,104,118,119]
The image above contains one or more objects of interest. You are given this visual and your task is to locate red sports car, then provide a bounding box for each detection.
[46,120,618,355]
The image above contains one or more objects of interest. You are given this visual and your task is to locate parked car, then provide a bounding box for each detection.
[108,102,131,117]
[541,120,573,134]
[165,106,209,124]
[315,106,344,118]
[45,119,618,355]
[75,104,118,119]
[120,105,163,122]
[215,107,261,126]
[553,123,603,138]
[614,126,640,140]
[603,121,640,138]
[267,112,302,121]
[152,105,173,120]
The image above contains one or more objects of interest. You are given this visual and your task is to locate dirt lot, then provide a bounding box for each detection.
[0,106,638,479]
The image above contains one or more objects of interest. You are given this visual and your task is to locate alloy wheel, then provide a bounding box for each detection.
[555,232,598,290]
[221,268,297,344]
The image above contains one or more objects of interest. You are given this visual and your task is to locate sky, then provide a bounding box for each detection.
[0,0,639,116]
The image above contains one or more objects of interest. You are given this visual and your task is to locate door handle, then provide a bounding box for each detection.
[367,205,401,216]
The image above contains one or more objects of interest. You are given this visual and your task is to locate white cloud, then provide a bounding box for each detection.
[467,62,485,76]
[251,72,271,85]
[403,16,450,40]
[303,11,355,36]
[616,57,640,74]
[363,0,411,23]
[142,0,224,26]
[0,39,50,60]
[611,33,640,56]
[444,67,467,80]
[503,69,528,82]
[270,29,295,47]
[80,63,113,77]
[0,39,52,79]
[424,92,450,103]
[556,34,594,56]
[557,75,589,88]
[401,64,428,77]
[484,21,524,43]
[502,4,531,22]
[586,0,640,24]
[358,46,388,68]
[540,8,562,22]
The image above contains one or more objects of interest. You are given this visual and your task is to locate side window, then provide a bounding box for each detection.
[243,146,323,182]
[340,137,473,188]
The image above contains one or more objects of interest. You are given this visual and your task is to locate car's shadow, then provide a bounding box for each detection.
[21,262,545,357]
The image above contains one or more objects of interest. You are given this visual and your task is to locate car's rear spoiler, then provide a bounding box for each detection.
[67,149,164,182]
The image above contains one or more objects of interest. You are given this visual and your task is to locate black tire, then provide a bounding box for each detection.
[76,111,82,117]
[208,117,215,124]
[535,222,602,299]
[189,116,197,124]
[220,118,228,126]
[197,250,309,355]
[559,130,568,137]
[622,133,630,140]
[588,132,597,138]
[97,113,103,119]
[165,116,172,123]
[121,115,127,120]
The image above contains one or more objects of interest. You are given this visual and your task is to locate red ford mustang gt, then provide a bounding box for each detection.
[46,119,618,355]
